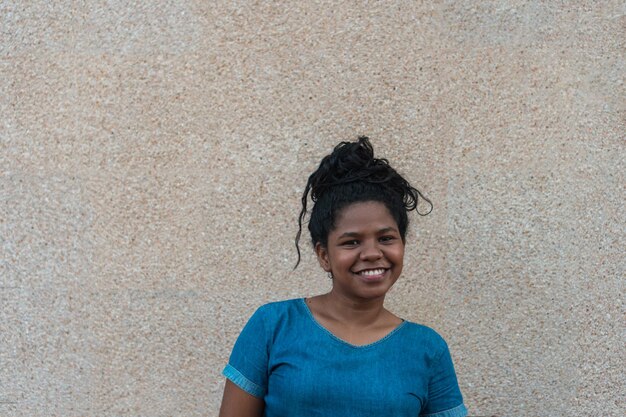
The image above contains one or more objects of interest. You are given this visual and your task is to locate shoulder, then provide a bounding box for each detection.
[400,321,451,357]
[254,298,302,316]
[239,299,305,345]
[247,298,304,328]
[402,321,447,341]
[236,299,303,341]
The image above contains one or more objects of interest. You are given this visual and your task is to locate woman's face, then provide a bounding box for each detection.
[315,201,405,302]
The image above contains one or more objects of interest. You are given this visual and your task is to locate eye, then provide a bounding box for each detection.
[341,239,359,246]
[379,236,396,243]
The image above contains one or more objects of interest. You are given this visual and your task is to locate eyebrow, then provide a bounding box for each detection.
[337,227,398,239]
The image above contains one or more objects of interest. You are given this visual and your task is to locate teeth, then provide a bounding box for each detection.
[360,268,385,276]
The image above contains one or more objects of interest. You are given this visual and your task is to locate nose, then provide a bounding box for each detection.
[360,240,383,261]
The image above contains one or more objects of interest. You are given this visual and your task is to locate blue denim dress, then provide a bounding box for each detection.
[223,299,467,417]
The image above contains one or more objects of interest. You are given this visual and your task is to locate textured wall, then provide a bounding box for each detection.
[1,1,624,416]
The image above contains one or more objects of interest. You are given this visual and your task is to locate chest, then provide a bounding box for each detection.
[264,335,430,416]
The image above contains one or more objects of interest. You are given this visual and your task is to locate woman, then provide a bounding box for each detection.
[219,137,467,417]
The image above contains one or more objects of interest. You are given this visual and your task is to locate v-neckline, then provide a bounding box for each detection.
[300,298,406,348]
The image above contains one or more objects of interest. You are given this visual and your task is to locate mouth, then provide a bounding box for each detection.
[354,267,388,282]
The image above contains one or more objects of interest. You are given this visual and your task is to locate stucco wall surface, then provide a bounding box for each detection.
[1,1,624,416]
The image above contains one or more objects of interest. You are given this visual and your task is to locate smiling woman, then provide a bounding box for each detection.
[219,137,467,417]
[315,201,405,304]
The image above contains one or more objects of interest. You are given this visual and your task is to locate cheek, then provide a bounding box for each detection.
[394,247,405,264]
[333,252,354,267]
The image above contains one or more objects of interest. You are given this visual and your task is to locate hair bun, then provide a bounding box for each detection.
[310,136,394,201]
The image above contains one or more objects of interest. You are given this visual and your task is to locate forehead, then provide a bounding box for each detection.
[333,201,398,231]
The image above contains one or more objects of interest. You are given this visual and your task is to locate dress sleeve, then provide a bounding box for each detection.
[222,306,270,398]
[420,340,467,417]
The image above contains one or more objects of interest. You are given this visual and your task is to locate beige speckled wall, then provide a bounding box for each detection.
[1,1,624,416]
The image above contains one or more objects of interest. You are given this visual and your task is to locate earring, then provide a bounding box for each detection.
[327,272,333,279]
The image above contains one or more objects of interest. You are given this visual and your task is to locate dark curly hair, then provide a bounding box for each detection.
[295,136,432,268]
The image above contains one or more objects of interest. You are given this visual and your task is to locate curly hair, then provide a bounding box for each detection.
[295,136,432,267]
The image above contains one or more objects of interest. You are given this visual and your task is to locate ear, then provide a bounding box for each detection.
[314,243,332,272]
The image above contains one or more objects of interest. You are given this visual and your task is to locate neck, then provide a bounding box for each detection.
[321,290,387,327]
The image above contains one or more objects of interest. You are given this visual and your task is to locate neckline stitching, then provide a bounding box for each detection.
[299,298,407,349]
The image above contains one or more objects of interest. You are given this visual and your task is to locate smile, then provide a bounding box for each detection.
[357,268,387,276]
